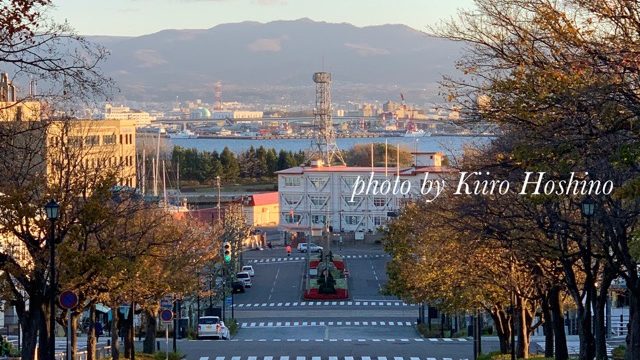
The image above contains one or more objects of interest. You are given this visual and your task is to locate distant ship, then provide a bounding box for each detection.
[402,129,431,137]
[168,129,198,139]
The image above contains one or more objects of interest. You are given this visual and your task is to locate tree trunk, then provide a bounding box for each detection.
[39,302,50,360]
[626,285,640,360]
[71,310,81,360]
[18,303,41,360]
[111,308,120,360]
[541,295,554,358]
[550,286,568,360]
[143,309,158,354]
[516,296,533,359]
[124,305,133,358]
[88,303,97,360]
[577,304,596,360]
[489,305,511,354]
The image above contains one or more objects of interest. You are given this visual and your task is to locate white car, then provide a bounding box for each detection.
[241,265,255,277]
[197,316,229,340]
[236,271,252,287]
[297,243,324,253]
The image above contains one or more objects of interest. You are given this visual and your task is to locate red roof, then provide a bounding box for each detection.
[247,192,279,206]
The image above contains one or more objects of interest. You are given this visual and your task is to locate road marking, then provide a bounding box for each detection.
[259,322,265,327]
[244,339,253,342]
[346,322,351,326]
[332,301,337,305]
[276,322,282,326]
[429,338,438,341]
[444,358,453,360]
[302,321,308,326]
[458,338,468,342]
[258,339,266,342]
[285,303,290,306]
[292,302,298,306]
[269,303,275,307]
[411,357,421,360]
[343,339,352,342]
[388,321,394,326]
[345,357,354,360]
[294,322,299,326]
[328,322,334,325]
[363,322,368,325]
[378,357,388,360]
[354,321,360,326]
[280,356,289,360]
[315,339,323,342]
[301,339,309,342]
[199,357,209,360]
[312,357,321,360]
[231,357,241,360]
[427,358,437,360]
[339,301,345,305]
[238,304,244,308]
[443,338,453,342]
[248,357,257,360]
[380,321,386,325]
[405,322,412,326]
[296,356,305,360]
[357,339,366,342]
[371,321,377,326]
[241,322,247,327]
[400,338,409,342]
[261,303,267,307]
[337,322,342,325]
[324,301,330,305]
[319,321,325,326]
[362,356,372,360]
[250,322,256,327]
[265,357,273,360]
[273,339,281,342]
[215,357,225,360]
[267,322,273,326]
[372,339,380,342]
[286,339,295,342]
[386,339,395,342]
[329,357,338,360]
[277,303,283,306]
[311,321,317,326]
[330,339,338,342]
[355,302,361,305]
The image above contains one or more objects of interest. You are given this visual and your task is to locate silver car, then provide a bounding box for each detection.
[197,316,229,339]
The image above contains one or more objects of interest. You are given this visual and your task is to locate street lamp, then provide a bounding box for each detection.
[581,196,596,218]
[581,196,596,336]
[44,199,59,360]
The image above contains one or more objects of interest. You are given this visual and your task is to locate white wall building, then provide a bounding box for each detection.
[277,152,453,238]
[102,104,156,126]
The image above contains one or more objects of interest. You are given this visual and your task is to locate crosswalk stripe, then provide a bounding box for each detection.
[414,338,424,342]
[247,357,257,360]
[215,356,225,360]
[329,357,338,360]
[378,357,388,360]
[267,322,273,326]
[362,356,372,360]
[250,322,256,327]
[241,323,247,327]
[345,357,354,360]
[277,303,283,306]
[411,357,421,360]
[312,357,321,360]
[296,356,305,360]
[458,338,468,342]
[328,321,334,325]
[443,338,453,342]
[199,357,208,360]
[280,356,289,360]
[285,303,290,306]
[231,357,241,360]
[264,357,273,360]
[444,358,453,360]
[427,358,437,360]
[293,302,298,306]
[429,338,438,342]
[276,322,282,326]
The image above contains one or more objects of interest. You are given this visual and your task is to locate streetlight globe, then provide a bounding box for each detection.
[44,199,59,220]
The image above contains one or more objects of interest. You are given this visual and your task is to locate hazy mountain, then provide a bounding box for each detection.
[92,19,463,102]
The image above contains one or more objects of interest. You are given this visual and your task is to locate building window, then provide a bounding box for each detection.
[373,216,387,226]
[103,134,116,145]
[342,177,358,187]
[283,194,301,205]
[311,215,326,225]
[85,135,100,146]
[284,176,301,187]
[345,215,360,225]
[309,176,329,190]
[285,214,301,223]
[345,196,363,206]
[373,197,387,207]
[309,195,328,207]
[68,136,83,147]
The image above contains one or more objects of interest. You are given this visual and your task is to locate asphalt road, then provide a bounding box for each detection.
[182,245,478,360]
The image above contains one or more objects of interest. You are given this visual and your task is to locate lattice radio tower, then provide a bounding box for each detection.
[309,72,345,165]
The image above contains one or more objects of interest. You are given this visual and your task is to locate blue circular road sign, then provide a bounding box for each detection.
[160,309,173,322]
[59,290,79,310]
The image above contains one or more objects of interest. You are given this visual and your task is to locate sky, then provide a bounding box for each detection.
[51,0,475,36]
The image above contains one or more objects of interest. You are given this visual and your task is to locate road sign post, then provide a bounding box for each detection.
[59,291,79,360]
[160,309,173,360]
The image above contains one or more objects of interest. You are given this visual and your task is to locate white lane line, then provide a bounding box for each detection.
[285,303,290,306]
[277,303,283,306]
[280,357,289,360]
[276,322,282,326]
[265,357,273,360]
[296,356,306,360]
[250,322,256,327]
[458,338,468,342]
[273,339,281,342]
[378,357,388,360]
[199,357,209,360]
[232,357,241,360]
[428,338,438,342]
[443,338,453,342]
[241,323,247,327]
[267,322,273,327]
[215,357,225,360]
[259,322,265,327]
[248,357,257,360]
[312,357,321,360]
[329,357,338,360]
[411,357,421,360]
[292,302,298,306]
[362,357,372,360]
[427,358,437,360]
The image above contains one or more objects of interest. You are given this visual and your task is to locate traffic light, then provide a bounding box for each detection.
[223,242,231,263]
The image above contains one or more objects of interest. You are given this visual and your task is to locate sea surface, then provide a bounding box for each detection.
[168,136,490,156]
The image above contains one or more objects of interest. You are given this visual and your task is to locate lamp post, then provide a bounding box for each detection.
[44,199,60,360]
[581,196,596,336]
[216,176,221,222]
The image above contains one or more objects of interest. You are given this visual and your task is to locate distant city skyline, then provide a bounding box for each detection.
[52,0,475,36]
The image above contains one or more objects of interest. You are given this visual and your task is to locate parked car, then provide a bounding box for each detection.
[197,316,229,340]
[297,243,324,253]
[241,265,255,277]
[236,271,252,287]
[232,280,245,293]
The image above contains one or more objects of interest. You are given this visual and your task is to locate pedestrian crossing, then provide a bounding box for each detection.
[240,320,416,328]
[234,300,415,308]
[197,356,467,360]
[192,338,468,343]
[248,254,390,264]
[536,342,614,356]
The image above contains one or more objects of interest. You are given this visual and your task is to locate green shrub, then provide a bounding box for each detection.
[226,318,239,336]
[612,345,625,359]
[416,323,445,338]
[154,352,183,360]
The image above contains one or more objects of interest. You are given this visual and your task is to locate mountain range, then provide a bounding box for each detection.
[91,19,464,103]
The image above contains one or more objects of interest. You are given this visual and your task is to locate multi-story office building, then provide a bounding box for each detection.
[277,152,453,240]
[102,104,155,126]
